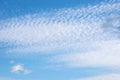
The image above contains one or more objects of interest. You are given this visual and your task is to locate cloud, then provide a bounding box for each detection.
[0,1,120,79]
[10,64,32,75]
[11,64,24,73]
[0,1,120,54]
[76,73,120,80]
[23,69,32,75]
[52,40,120,68]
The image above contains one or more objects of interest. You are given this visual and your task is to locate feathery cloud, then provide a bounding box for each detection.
[52,40,120,68]
[76,73,120,80]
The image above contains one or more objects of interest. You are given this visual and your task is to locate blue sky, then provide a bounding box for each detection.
[0,0,104,19]
[0,0,120,80]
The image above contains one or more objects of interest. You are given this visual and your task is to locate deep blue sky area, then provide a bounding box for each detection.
[0,0,103,19]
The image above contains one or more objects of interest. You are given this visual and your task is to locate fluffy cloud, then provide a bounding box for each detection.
[10,64,32,75]
[11,64,24,73]
[76,73,120,80]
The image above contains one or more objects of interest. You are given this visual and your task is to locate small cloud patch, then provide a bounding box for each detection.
[10,64,32,75]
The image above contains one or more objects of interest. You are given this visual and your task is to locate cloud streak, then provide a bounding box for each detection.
[76,73,120,80]
[52,40,120,68]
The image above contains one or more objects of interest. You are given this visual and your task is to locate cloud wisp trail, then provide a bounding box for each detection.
[76,73,120,80]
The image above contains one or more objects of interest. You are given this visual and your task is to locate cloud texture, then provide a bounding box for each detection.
[0,0,120,69]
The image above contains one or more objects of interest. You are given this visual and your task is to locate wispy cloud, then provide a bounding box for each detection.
[76,73,120,80]
[51,40,120,68]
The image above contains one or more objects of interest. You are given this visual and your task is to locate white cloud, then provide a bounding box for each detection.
[52,40,120,68]
[76,73,120,80]
[10,64,24,73]
[0,1,120,54]
[10,64,32,75]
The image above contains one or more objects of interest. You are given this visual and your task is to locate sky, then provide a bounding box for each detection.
[0,0,120,80]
